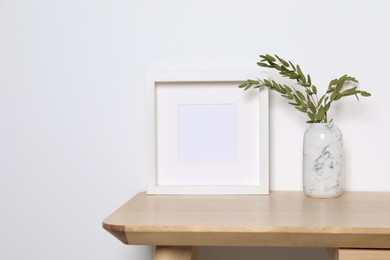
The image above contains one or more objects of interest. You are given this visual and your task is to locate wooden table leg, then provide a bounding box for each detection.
[327,248,338,260]
[155,246,198,260]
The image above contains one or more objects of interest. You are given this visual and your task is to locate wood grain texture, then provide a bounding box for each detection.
[339,249,390,260]
[102,192,390,248]
[155,246,198,260]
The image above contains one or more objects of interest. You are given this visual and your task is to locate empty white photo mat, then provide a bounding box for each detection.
[146,72,269,194]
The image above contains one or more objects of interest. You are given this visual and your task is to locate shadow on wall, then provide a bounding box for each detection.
[200,247,330,260]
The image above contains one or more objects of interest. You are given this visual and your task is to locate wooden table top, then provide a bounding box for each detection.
[102,192,390,248]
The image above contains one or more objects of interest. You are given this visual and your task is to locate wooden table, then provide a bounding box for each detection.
[103,192,390,260]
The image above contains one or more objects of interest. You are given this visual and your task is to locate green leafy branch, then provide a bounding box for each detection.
[239,54,371,123]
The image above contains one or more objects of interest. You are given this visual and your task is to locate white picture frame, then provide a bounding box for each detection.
[146,72,269,194]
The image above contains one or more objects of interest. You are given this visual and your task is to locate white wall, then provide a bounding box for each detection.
[0,0,389,260]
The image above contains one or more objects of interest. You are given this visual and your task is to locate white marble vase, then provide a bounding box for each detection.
[303,123,344,198]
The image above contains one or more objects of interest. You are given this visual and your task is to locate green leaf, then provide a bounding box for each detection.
[312,85,317,95]
[295,90,306,101]
[265,54,276,62]
[247,79,259,84]
[296,65,306,83]
[244,84,252,90]
[257,62,270,67]
[318,106,325,121]
[293,94,300,102]
[328,78,337,87]
[272,80,280,89]
[307,112,315,121]
[300,82,311,87]
[307,98,316,114]
[288,61,296,70]
[273,63,282,70]
[295,106,307,113]
[326,87,335,94]
[340,87,357,97]
[281,94,293,100]
[263,79,271,85]
[317,95,325,106]
[361,91,371,97]
[324,102,331,112]
[275,55,290,67]
[335,75,347,92]
[238,83,247,88]
[278,88,287,94]
[289,74,300,80]
[330,90,339,101]
[284,85,292,93]
[259,55,268,60]
[334,93,343,101]
[307,74,312,85]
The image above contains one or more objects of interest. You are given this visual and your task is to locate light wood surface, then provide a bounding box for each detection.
[103,192,390,248]
[155,246,198,260]
[338,249,390,260]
